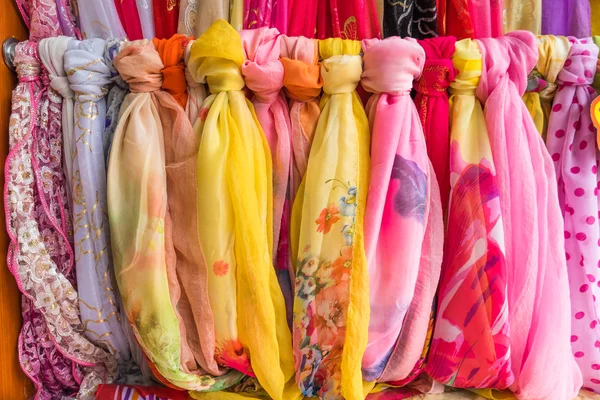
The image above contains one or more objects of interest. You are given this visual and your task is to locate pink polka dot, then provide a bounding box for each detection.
[575,188,585,196]
[575,351,585,358]
[583,387,595,392]
[573,96,579,104]
[591,379,600,385]
[553,103,562,112]
[577,77,586,84]
[566,252,571,260]
[577,232,588,241]
[582,50,591,56]
[587,216,595,224]
[571,335,578,342]
[585,70,594,78]
[595,341,600,348]
[565,81,573,87]
[565,231,572,239]
[569,144,573,151]
[555,129,565,138]
[593,165,597,174]
[552,152,560,161]
[580,284,589,292]
[591,320,598,329]
[576,311,585,319]
[593,364,600,370]
[580,255,585,266]
[595,188,599,196]
[574,121,582,130]
[565,59,573,66]
[588,274,596,282]
[580,140,588,149]
[572,166,581,174]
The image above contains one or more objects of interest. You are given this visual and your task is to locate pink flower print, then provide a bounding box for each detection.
[213,260,229,276]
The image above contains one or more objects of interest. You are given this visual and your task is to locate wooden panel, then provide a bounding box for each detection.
[0,1,33,399]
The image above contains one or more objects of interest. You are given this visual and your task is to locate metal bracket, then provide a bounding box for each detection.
[3,38,19,72]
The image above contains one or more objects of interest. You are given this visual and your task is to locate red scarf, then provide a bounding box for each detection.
[113,0,143,40]
[153,0,180,39]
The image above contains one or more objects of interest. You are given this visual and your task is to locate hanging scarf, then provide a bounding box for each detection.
[476,31,582,400]
[243,0,288,33]
[546,37,600,395]
[152,0,180,38]
[241,27,293,314]
[468,0,503,38]
[382,0,437,39]
[287,0,318,37]
[16,0,80,41]
[6,40,115,400]
[413,36,457,213]
[542,0,591,37]
[188,21,297,399]
[178,0,198,35]
[184,41,207,124]
[136,0,156,38]
[425,37,512,390]
[113,0,144,40]
[109,39,244,392]
[437,0,474,39]
[153,33,227,378]
[230,0,244,30]
[195,0,230,34]
[360,36,443,384]
[503,0,541,34]
[64,37,131,362]
[331,0,381,40]
[104,39,128,163]
[290,37,370,400]
[76,0,126,39]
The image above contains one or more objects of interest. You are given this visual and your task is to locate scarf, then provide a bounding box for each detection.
[290,37,370,400]
[153,0,180,38]
[382,0,437,39]
[136,0,156,38]
[195,0,230,34]
[437,0,474,39]
[287,0,319,37]
[104,38,128,163]
[109,39,243,392]
[361,36,443,384]
[243,0,289,33]
[16,0,79,41]
[476,31,582,400]
[76,0,126,39]
[503,0,541,34]
[522,35,571,137]
[184,41,207,124]
[188,21,297,399]
[546,37,600,395]
[413,36,457,214]
[542,0,591,37]
[113,0,144,40]
[178,0,198,35]
[469,0,503,38]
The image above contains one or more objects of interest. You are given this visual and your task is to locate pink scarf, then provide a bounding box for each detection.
[476,31,582,400]
[361,37,443,383]
[546,37,600,395]
[469,0,503,38]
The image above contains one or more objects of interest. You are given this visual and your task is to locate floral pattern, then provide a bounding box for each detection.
[213,260,230,276]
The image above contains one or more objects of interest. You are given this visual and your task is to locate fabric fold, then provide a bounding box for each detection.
[113,0,144,40]
[546,37,600,395]
[542,0,591,37]
[76,0,126,39]
[184,40,207,124]
[136,0,156,39]
[290,37,370,400]
[152,0,180,38]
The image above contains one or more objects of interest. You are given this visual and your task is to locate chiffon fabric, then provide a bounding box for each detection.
[113,0,144,40]
[184,41,207,124]
[476,31,582,400]
[187,21,298,400]
[361,36,443,384]
[290,38,370,400]
[413,36,457,213]
[64,38,131,362]
[522,35,571,137]
[178,0,198,36]
[426,37,512,391]
[104,39,128,163]
[153,0,180,38]
[76,0,126,39]
[6,40,114,400]
[241,27,293,321]
[542,0,591,37]
[382,0,437,39]
[136,0,156,39]
[546,37,600,395]
[109,39,243,392]
[502,0,541,34]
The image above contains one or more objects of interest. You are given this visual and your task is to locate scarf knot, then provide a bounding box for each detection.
[414,59,456,98]
[65,39,111,102]
[114,40,164,94]
[39,37,74,100]
[154,34,189,108]
[361,37,424,95]
[280,34,322,103]
[556,39,598,87]
[321,55,362,95]
[15,41,41,82]
[241,27,284,104]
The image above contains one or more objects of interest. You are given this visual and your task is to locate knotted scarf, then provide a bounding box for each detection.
[153,0,180,39]
[361,36,443,385]
[188,20,297,400]
[546,37,600,394]
[426,37,512,390]
[76,0,126,39]
[136,0,156,39]
[6,40,114,400]
[542,0,591,37]
[184,41,207,123]
[109,39,243,391]
[476,31,582,400]
[503,0,541,34]
[522,35,571,137]
[64,38,131,362]
[113,0,144,40]
[290,38,370,400]
[382,0,437,39]
[413,36,457,213]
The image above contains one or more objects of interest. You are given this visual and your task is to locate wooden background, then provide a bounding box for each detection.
[0,0,34,398]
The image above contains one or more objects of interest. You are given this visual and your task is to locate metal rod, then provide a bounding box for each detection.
[3,38,19,72]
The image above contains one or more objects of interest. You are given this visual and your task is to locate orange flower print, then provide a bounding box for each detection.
[315,203,341,234]
[213,260,229,276]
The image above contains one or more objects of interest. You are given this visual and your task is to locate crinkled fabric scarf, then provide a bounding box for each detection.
[382,0,437,39]
[542,0,591,37]
[290,38,370,400]
[16,0,80,41]
[476,31,582,400]
[502,0,541,34]
[6,40,114,400]
[64,38,131,363]
[426,37,512,391]
[153,0,180,38]
[112,0,143,40]
[522,35,571,137]
[241,27,294,323]
[108,39,243,392]
[187,21,297,400]
[243,0,289,33]
[413,36,456,213]
[546,37,600,394]
[76,0,126,39]
[360,36,443,384]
